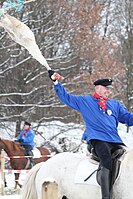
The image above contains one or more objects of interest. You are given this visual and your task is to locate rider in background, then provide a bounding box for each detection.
[15,121,35,168]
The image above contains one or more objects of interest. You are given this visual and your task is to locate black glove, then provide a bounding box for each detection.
[18,139,24,143]
[48,70,56,82]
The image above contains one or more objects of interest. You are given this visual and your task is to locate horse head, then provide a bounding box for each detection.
[0,137,6,151]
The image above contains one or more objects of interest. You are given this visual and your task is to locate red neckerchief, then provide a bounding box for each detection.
[93,92,108,111]
[22,128,31,136]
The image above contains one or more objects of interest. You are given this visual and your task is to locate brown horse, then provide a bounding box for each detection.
[0,138,51,189]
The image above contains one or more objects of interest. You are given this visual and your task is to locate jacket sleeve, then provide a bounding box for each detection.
[17,130,23,140]
[54,82,82,112]
[118,102,133,126]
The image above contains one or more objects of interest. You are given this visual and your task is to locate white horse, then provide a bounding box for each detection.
[21,151,133,199]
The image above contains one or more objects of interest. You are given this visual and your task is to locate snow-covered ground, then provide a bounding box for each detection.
[0,121,133,198]
[1,195,20,198]
[1,196,19,198]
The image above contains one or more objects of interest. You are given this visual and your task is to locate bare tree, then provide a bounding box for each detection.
[0,0,128,135]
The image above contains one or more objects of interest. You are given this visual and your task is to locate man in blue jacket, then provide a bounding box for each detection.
[15,121,35,168]
[48,70,133,199]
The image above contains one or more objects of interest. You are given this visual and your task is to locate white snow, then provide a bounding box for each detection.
[1,195,20,198]
[0,121,133,198]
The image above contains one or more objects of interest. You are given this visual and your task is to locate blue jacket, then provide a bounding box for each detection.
[16,128,35,148]
[54,82,133,143]
[82,130,90,143]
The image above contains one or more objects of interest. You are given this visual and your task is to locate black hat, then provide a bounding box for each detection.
[24,121,31,126]
[93,79,113,88]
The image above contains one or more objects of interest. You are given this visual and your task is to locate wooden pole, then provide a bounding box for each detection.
[42,182,58,199]
[1,149,5,196]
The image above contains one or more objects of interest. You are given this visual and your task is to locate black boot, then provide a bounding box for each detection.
[100,167,111,199]
[29,157,34,168]
[27,150,34,169]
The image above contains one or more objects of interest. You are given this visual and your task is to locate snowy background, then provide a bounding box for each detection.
[1,121,133,198]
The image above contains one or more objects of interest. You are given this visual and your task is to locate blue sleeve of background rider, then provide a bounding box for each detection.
[17,130,24,140]
[54,82,82,112]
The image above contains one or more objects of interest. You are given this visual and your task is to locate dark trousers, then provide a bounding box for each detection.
[21,145,33,156]
[21,144,33,156]
[90,139,124,170]
[21,145,34,166]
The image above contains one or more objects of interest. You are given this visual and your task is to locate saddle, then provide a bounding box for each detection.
[90,145,126,188]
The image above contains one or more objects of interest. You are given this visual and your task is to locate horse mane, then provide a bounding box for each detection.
[0,138,23,152]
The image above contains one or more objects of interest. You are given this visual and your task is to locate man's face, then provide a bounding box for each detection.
[95,85,112,98]
[24,124,30,130]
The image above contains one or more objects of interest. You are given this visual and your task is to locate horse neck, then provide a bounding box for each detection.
[123,149,133,167]
[0,139,22,156]
[119,149,133,180]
